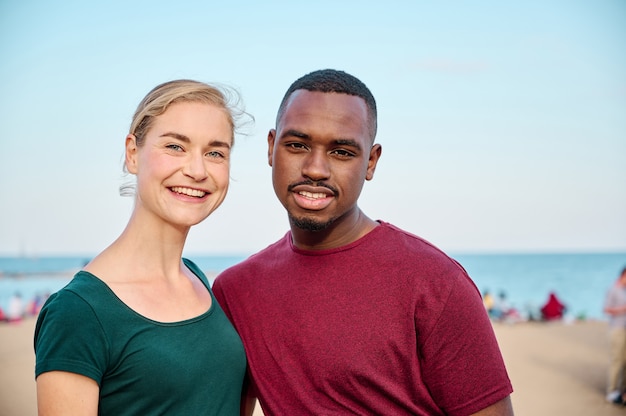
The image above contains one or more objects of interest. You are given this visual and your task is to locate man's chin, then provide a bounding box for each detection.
[289,215,333,232]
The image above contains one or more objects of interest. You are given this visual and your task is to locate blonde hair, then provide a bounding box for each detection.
[120,79,251,196]
[131,79,246,144]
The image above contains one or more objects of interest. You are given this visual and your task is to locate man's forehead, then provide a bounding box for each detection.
[281,90,367,118]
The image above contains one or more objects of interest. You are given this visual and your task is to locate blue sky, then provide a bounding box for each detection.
[1,1,624,256]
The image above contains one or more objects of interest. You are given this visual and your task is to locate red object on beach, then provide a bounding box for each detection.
[541,292,566,320]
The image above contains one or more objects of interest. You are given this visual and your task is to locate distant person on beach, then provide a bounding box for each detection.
[603,266,626,404]
[34,80,249,415]
[540,291,567,321]
[213,69,514,415]
[490,290,510,321]
[488,290,524,323]
[7,292,24,323]
[27,292,47,316]
[483,289,495,316]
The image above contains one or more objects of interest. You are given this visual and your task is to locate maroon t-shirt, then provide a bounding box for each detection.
[213,222,512,416]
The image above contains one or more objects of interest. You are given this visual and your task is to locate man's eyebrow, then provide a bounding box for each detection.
[160,132,231,148]
[280,130,362,150]
[281,129,309,140]
[334,139,362,150]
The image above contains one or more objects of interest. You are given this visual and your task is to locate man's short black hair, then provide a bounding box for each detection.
[276,69,378,140]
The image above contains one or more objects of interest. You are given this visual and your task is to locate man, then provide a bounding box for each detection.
[604,267,626,404]
[213,69,514,415]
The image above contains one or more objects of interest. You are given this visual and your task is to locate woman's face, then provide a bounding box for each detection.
[126,101,233,229]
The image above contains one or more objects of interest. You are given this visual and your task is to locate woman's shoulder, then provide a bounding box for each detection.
[40,271,107,314]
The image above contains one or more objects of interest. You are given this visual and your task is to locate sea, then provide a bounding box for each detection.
[1,252,625,321]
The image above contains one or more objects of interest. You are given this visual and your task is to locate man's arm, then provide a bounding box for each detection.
[240,394,257,416]
[240,372,258,416]
[470,396,514,416]
[604,304,626,316]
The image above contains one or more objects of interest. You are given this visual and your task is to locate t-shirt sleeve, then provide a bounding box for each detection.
[419,271,513,415]
[34,290,108,384]
[182,258,211,288]
[212,275,233,322]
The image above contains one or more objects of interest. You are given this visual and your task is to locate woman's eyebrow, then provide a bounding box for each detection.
[161,131,231,149]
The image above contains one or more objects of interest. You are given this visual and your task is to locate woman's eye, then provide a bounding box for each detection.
[207,151,225,159]
[166,144,183,152]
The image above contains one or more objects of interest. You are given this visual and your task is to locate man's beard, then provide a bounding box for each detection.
[289,213,334,232]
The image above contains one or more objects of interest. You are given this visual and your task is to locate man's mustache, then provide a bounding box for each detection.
[287,180,338,196]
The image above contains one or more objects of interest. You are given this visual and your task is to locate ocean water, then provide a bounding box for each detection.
[1,253,625,320]
[454,252,626,321]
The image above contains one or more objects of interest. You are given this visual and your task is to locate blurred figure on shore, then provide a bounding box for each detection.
[603,266,626,404]
[491,290,524,323]
[483,290,495,316]
[540,291,567,321]
[490,290,510,321]
[7,292,25,323]
[27,292,49,316]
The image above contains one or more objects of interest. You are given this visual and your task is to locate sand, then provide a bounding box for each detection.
[1,318,624,415]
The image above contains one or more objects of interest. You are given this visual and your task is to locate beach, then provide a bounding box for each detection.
[1,318,624,415]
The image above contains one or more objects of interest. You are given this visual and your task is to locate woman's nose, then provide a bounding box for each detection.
[183,153,208,181]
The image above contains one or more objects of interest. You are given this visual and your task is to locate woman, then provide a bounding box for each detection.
[34,80,248,415]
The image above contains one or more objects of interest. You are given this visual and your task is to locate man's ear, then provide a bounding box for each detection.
[365,143,382,181]
[267,129,276,167]
[125,134,139,174]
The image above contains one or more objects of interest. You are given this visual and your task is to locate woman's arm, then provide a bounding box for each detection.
[37,371,99,416]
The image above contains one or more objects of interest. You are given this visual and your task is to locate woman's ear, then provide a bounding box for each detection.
[125,134,139,174]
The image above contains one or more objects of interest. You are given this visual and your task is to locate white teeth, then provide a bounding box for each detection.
[171,187,207,198]
[299,191,326,199]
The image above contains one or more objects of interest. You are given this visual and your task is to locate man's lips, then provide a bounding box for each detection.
[289,182,336,210]
[297,190,331,200]
[288,181,338,198]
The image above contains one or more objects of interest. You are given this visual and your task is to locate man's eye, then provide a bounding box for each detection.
[331,149,354,157]
[286,142,307,150]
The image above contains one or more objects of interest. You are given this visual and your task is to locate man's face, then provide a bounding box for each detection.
[268,90,380,232]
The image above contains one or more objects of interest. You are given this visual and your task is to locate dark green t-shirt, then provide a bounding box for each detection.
[34,258,246,415]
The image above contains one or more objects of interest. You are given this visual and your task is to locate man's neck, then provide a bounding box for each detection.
[290,211,379,251]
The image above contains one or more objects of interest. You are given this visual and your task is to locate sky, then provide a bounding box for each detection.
[0,0,625,256]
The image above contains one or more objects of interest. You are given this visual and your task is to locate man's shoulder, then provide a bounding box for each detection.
[376,221,468,278]
[215,233,290,282]
[378,221,451,256]
[378,220,431,242]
